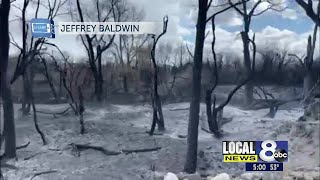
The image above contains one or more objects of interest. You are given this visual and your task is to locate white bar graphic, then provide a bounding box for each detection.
[58,22,162,35]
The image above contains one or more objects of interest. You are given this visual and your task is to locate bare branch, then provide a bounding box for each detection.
[185,43,194,59]
[209,16,218,92]
[296,0,320,26]
[207,0,248,23]
[228,0,244,16]
[217,33,256,110]
[288,53,305,67]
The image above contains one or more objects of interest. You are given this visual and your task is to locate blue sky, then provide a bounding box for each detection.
[251,13,314,33]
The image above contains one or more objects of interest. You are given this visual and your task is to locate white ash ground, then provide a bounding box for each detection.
[1,102,319,180]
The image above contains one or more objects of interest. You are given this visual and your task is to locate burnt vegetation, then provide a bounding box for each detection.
[0,0,319,179]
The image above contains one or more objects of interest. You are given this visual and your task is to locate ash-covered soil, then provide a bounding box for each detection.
[1,102,319,180]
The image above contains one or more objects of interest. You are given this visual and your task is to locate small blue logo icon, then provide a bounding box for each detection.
[31,18,55,38]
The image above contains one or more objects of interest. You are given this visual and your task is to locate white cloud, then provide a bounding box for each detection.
[202,25,319,63]
[177,25,192,36]
[281,8,298,20]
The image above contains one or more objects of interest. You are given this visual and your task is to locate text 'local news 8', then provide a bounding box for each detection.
[222,140,288,171]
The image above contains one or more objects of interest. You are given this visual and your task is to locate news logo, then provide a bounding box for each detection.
[256,140,288,163]
[31,18,55,38]
[222,140,288,163]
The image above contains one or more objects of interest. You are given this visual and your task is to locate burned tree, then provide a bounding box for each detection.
[296,0,320,27]
[289,19,319,117]
[78,86,85,134]
[30,84,47,145]
[76,0,117,102]
[10,0,67,114]
[205,5,257,137]
[148,16,168,135]
[112,3,147,93]
[0,0,16,159]
[184,0,247,173]
[228,0,285,105]
[41,57,59,103]
[43,45,88,134]
[162,45,185,103]
[184,0,208,174]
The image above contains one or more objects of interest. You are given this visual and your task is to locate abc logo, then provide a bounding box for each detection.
[259,140,288,162]
[273,148,287,162]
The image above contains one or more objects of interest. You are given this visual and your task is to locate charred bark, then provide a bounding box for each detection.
[205,12,257,138]
[184,0,208,173]
[148,16,168,134]
[0,0,16,159]
[241,30,253,105]
[96,47,104,102]
[78,86,85,134]
[76,0,115,103]
[30,75,47,145]
[296,0,320,27]
[21,70,32,115]
[265,105,279,118]
[41,58,58,103]
[123,75,128,93]
[228,0,271,106]
[205,91,221,137]
[149,98,158,135]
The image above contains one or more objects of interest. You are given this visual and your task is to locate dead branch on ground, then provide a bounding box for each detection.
[169,107,189,111]
[36,107,71,117]
[24,151,45,161]
[30,170,58,180]
[0,164,18,170]
[69,143,161,157]
[16,142,30,150]
[70,143,121,156]
[122,147,161,154]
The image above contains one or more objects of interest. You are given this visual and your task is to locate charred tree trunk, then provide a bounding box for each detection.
[149,98,158,135]
[241,30,253,105]
[228,0,261,107]
[97,54,103,102]
[0,74,16,158]
[94,46,104,102]
[303,71,313,105]
[22,72,32,115]
[61,72,78,116]
[150,61,165,132]
[295,0,320,27]
[265,105,279,118]
[0,0,16,158]
[123,75,128,93]
[46,76,58,103]
[205,4,257,140]
[76,1,115,103]
[205,90,220,136]
[155,93,164,130]
[148,16,168,134]
[78,86,85,134]
[59,72,63,99]
[42,58,58,103]
[91,64,102,103]
[303,34,316,106]
[30,81,47,145]
[184,0,207,173]
[149,56,165,133]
